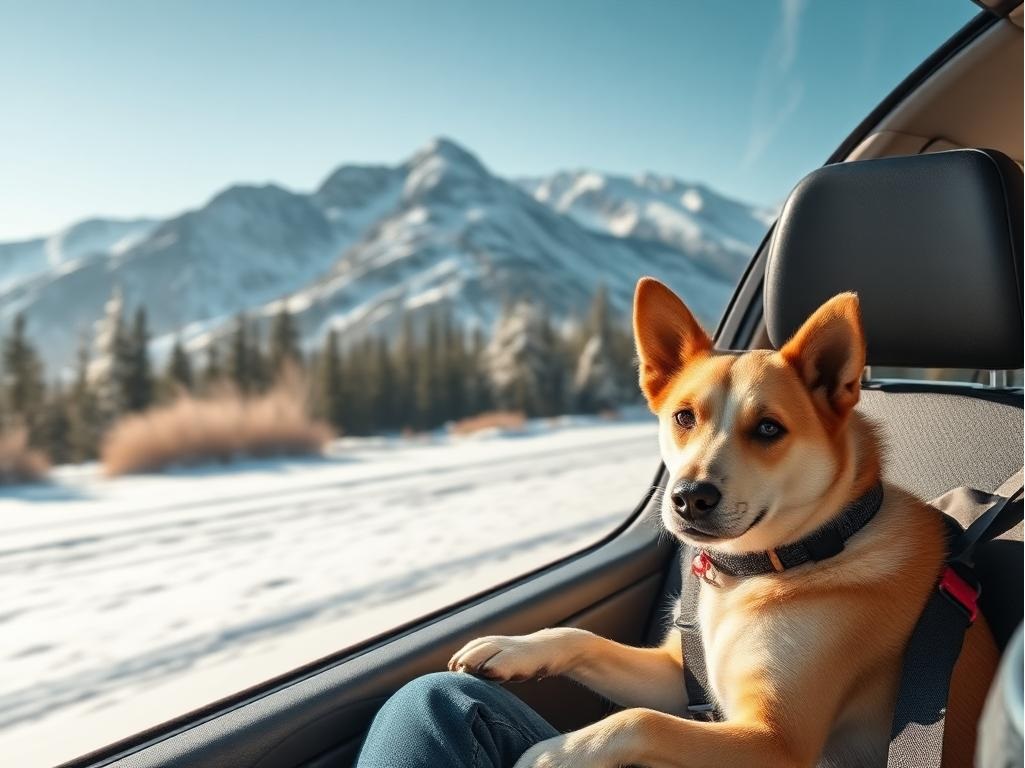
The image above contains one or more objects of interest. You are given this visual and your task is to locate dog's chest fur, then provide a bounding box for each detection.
[689,495,924,763]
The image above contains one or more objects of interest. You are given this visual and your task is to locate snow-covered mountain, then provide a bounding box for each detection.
[0,138,770,374]
[0,218,158,294]
[519,171,775,281]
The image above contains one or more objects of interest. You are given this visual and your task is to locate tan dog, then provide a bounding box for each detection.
[449,277,998,768]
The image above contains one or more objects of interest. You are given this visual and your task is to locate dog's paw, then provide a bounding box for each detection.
[447,633,557,682]
[512,732,615,768]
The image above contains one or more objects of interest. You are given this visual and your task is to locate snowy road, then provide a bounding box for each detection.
[1,416,660,767]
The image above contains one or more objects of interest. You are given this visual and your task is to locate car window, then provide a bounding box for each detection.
[0,2,976,765]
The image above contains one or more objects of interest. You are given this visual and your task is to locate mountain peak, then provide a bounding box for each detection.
[402,137,492,204]
[409,137,486,172]
[207,182,297,209]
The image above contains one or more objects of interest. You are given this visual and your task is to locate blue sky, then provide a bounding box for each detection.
[0,0,974,240]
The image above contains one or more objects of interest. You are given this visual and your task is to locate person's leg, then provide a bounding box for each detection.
[356,671,559,768]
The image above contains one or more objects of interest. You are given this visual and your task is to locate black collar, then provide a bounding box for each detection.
[701,483,884,578]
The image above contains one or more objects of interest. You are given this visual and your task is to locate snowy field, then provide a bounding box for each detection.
[0,415,660,767]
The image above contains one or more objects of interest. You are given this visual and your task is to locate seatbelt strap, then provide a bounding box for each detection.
[887,473,1023,768]
[950,470,1024,567]
[674,545,719,720]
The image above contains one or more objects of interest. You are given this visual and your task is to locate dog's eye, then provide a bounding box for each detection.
[754,418,785,440]
[674,409,696,430]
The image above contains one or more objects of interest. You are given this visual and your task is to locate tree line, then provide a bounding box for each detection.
[0,285,637,466]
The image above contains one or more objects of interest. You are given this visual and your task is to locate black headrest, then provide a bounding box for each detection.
[765,149,1023,370]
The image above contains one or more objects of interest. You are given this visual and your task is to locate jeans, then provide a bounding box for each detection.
[356,671,558,768]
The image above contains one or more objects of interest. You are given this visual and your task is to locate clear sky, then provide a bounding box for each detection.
[0,0,975,241]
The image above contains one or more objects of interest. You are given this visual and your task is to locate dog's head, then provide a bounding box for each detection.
[634,277,866,553]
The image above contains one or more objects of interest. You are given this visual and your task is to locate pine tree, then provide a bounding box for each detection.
[370,336,395,431]
[270,305,301,376]
[439,311,467,423]
[94,286,133,421]
[38,383,72,465]
[248,322,270,393]
[572,285,631,412]
[342,338,372,435]
[68,340,101,462]
[464,326,491,417]
[393,313,419,431]
[318,329,345,432]
[202,342,224,393]
[2,313,46,444]
[537,308,565,417]
[415,312,441,429]
[485,300,563,417]
[229,314,252,393]
[125,306,154,412]
[573,335,622,412]
[166,338,193,394]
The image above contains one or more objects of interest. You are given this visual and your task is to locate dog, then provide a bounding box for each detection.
[448,277,998,767]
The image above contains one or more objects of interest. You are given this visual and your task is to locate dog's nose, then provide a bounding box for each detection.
[670,480,722,521]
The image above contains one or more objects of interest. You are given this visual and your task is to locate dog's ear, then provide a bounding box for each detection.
[633,277,712,411]
[780,292,866,418]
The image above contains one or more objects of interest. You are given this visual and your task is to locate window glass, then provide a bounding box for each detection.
[0,1,976,764]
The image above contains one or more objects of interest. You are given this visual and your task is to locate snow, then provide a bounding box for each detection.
[0,415,661,767]
[518,169,773,282]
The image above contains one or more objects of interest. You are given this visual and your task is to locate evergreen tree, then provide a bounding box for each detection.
[228,314,252,392]
[68,340,101,462]
[166,338,193,394]
[94,286,133,421]
[318,329,345,432]
[248,322,270,393]
[393,313,419,430]
[341,338,372,435]
[573,334,622,412]
[439,311,467,423]
[415,312,441,428]
[572,285,633,412]
[464,326,491,417]
[2,313,46,443]
[125,307,154,412]
[370,336,396,431]
[536,309,565,416]
[485,300,562,417]
[38,383,72,465]
[202,342,224,392]
[270,305,301,376]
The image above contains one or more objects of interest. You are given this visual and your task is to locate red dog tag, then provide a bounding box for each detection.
[692,551,718,586]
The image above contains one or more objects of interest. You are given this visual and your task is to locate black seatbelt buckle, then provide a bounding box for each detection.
[939,565,980,623]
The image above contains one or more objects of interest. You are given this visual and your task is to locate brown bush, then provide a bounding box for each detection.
[101,382,334,476]
[448,410,526,436]
[0,428,50,484]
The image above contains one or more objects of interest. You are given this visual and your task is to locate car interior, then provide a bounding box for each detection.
[67,5,1023,767]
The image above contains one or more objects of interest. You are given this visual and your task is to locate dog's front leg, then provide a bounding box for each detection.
[448,628,686,714]
[513,708,806,768]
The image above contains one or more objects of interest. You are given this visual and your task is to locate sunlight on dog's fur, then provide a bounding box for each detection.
[449,277,998,768]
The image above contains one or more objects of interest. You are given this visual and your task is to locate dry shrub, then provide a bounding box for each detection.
[449,410,526,436]
[0,428,50,484]
[102,382,334,476]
